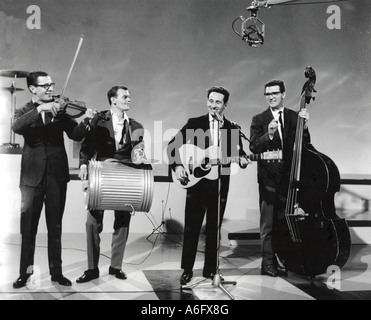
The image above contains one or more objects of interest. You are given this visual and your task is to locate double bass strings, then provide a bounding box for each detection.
[285,101,307,243]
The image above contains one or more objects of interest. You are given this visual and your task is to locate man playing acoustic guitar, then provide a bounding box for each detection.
[167,86,250,286]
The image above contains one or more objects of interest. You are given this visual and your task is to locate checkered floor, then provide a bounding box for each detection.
[1,232,371,301]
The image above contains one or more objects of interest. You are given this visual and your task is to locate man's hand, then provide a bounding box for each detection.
[85,108,95,119]
[78,164,88,180]
[79,164,89,191]
[37,101,60,117]
[239,157,251,169]
[175,165,189,186]
[298,108,309,129]
[268,119,279,139]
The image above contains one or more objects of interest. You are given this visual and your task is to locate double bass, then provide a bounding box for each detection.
[272,67,351,276]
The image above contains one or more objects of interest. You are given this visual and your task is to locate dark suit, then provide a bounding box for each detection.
[79,110,144,270]
[167,114,246,274]
[12,101,88,276]
[249,107,310,266]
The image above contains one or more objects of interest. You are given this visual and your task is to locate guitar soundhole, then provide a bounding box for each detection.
[193,157,211,178]
[201,157,210,170]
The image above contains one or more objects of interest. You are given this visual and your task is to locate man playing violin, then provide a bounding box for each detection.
[76,86,145,283]
[249,79,310,277]
[12,71,93,289]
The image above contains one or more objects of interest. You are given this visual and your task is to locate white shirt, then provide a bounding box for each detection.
[209,113,224,146]
[270,107,284,142]
[111,110,129,149]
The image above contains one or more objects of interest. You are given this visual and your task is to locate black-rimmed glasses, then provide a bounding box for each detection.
[35,83,55,90]
[264,91,281,97]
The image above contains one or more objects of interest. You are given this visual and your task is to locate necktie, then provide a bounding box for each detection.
[119,119,131,146]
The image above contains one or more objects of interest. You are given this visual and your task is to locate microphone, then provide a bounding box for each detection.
[213,111,224,122]
[232,4,265,48]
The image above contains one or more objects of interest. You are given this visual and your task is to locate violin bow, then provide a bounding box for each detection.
[60,34,84,99]
[51,34,84,121]
[52,35,108,122]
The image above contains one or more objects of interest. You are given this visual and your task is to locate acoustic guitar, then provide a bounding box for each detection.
[172,144,282,189]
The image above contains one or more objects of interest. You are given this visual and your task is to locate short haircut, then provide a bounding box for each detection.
[27,71,49,89]
[264,79,286,93]
[107,86,128,105]
[207,86,230,104]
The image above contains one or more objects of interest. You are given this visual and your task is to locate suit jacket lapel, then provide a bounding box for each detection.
[105,113,115,140]
[98,111,116,149]
[201,114,210,131]
[201,114,212,148]
[283,108,291,137]
[264,107,274,123]
[26,101,45,127]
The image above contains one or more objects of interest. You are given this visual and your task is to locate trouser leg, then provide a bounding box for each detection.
[19,185,44,275]
[86,210,104,270]
[111,211,131,269]
[259,184,276,266]
[181,191,206,272]
[204,179,229,274]
[44,175,67,276]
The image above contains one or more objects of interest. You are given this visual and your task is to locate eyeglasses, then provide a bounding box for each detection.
[35,83,55,90]
[264,91,281,97]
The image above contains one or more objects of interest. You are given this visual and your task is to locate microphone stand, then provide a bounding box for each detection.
[146,201,179,241]
[212,111,237,300]
[146,200,166,241]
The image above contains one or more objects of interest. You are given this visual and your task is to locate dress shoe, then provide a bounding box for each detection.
[51,274,72,286]
[109,266,127,280]
[13,274,31,289]
[261,265,278,277]
[180,270,193,285]
[203,272,224,281]
[277,264,288,276]
[76,269,100,283]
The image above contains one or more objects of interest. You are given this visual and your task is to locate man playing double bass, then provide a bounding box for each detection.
[249,79,310,277]
[76,86,145,283]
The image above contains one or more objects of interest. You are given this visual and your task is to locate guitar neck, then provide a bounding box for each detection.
[212,153,266,166]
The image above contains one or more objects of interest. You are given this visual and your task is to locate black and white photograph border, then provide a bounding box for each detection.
[1,0,371,302]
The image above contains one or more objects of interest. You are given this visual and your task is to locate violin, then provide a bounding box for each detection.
[52,95,110,121]
[272,67,351,276]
